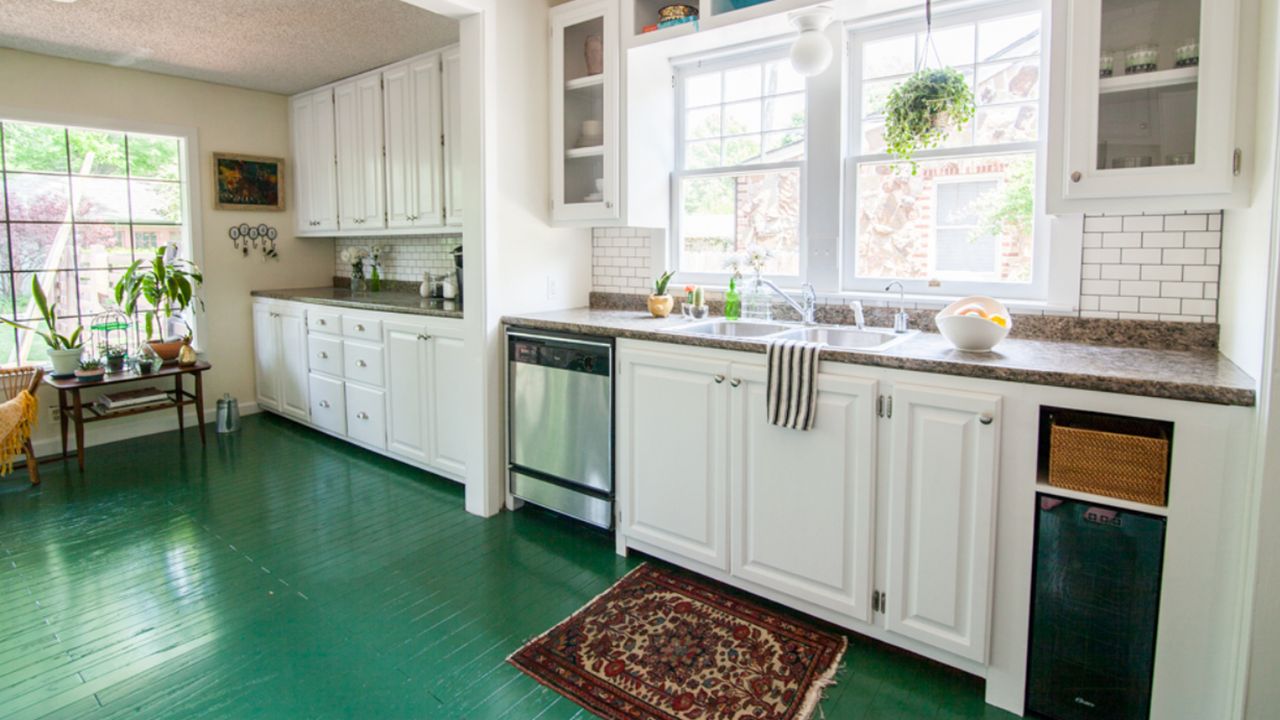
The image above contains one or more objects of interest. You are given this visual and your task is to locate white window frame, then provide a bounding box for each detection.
[842,0,1076,304]
[0,105,205,357]
[670,44,808,287]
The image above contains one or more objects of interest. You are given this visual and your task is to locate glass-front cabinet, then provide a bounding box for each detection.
[1049,0,1245,211]
[551,0,621,224]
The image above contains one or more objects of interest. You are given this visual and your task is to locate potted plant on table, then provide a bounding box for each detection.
[648,270,675,318]
[103,345,128,374]
[0,276,84,378]
[74,359,105,383]
[882,67,975,174]
[114,246,205,363]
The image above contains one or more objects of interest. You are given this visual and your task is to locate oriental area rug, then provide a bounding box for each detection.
[508,563,847,720]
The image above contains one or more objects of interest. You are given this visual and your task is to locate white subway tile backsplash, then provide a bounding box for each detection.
[1162,248,1205,265]
[1161,281,1203,298]
[1120,280,1160,296]
[1140,297,1181,314]
[1099,296,1139,312]
[1084,216,1123,233]
[1182,265,1219,282]
[1141,264,1182,281]
[1121,248,1162,264]
[333,234,461,283]
[1122,215,1165,232]
[1083,248,1121,264]
[1141,232,1183,248]
[1184,231,1221,248]
[1100,264,1140,280]
[1163,214,1208,232]
[1103,232,1142,248]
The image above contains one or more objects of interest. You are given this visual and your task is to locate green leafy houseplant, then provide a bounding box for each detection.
[653,270,675,297]
[883,67,975,173]
[1,276,84,376]
[648,270,677,318]
[114,246,205,357]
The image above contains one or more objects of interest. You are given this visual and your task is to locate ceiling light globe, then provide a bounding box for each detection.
[790,31,832,77]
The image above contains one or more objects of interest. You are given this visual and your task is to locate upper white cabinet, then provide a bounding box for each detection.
[442,45,464,228]
[384,55,445,229]
[1048,0,1247,211]
[290,89,339,233]
[884,384,1000,664]
[550,0,621,224]
[334,73,387,230]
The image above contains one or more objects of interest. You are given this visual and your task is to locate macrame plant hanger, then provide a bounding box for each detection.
[917,0,944,72]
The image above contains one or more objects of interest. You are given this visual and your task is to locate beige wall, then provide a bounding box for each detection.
[0,48,334,449]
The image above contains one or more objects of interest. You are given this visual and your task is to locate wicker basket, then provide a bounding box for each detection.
[1048,424,1169,506]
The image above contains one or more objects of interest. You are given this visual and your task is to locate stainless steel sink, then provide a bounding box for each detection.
[671,320,792,338]
[774,326,918,351]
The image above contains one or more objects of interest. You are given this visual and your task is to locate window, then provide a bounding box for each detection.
[0,119,189,365]
[673,50,806,279]
[846,4,1046,298]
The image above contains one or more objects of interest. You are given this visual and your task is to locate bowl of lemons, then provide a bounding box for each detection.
[936,295,1011,352]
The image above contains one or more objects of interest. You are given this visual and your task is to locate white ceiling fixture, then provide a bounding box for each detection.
[788,5,834,77]
[0,0,459,95]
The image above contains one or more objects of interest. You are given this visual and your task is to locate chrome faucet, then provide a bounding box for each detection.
[757,279,819,325]
[849,300,866,330]
[885,281,910,334]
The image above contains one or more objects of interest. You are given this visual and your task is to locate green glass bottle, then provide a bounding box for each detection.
[724,276,741,321]
[370,264,382,292]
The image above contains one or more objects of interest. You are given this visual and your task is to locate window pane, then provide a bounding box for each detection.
[5,173,70,221]
[723,100,762,135]
[685,72,722,108]
[679,169,801,275]
[130,180,182,223]
[724,65,762,102]
[12,271,77,320]
[976,59,1040,105]
[10,223,74,271]
[69,128,127,176]
[975,103,1038,144]
[860,119,887,154]
[763,60,805,95]
[133,225,183,256]
[854,153,1035,283]
[18,317,80,366]
[685,141,722,170]
[723,135,763,165]
[686,108,722,140]
[0,325,15,367]
[918,24,976,68]
[73,176,131,222]
[76,269,125,318]
[75,224,133,269]
[126,134,181,180]
[765,93,806,132]
[861,78,899,119]
[978,13,1041,61]
[2,122,68,173]
[863,36,916,79]
[763,131,805,157]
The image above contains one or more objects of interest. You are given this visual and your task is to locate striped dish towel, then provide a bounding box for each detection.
[766,339,822,430]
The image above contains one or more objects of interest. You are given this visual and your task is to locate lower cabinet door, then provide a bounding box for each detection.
[383,322,430,464]
[252,304,281,411]
[729,364,878,622]
[619,347,731,570]
[278,309,311,421]
[425,329,468,477]
[884,383,1001,663]
[345,384,387,450]
[308,374,347,435]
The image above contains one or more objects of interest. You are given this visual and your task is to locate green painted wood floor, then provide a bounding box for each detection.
[0,414,1017,719]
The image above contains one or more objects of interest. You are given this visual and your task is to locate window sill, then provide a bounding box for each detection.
[681,284,1077,316]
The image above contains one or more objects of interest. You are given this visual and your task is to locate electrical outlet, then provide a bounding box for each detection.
[546,276,560,300]
[49,406,60,422]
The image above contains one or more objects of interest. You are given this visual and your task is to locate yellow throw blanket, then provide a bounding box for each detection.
[0,390,38,475]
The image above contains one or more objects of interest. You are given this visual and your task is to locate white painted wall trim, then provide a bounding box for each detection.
[28,402,258,460]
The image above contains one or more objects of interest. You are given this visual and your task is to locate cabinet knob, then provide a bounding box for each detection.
[979,412,994,425]
[357,411,369,420]
[319,400,330,409]
[356,359,367,368]
[605,201,614,209]
[318,351,328,359]
[355,324,365,332]
[318,319,326,326]
[713,374,725,384]
[730,378,741,387]
[1070,171,1082,183]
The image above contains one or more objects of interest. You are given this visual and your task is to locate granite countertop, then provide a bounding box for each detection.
[503,308,1256,407]
[252,287,464,319]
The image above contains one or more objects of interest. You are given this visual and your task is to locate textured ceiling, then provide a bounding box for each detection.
[0,0,459,95]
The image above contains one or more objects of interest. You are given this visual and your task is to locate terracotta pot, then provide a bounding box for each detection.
[148,339,185,362]
[647,294,674,318]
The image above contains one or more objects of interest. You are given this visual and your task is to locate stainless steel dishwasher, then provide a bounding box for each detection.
[507,328,613,528]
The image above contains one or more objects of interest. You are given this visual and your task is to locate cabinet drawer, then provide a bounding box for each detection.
[307,309,341,333]
[308,374,346,435]
[343,340,385,386]
[342,316,382,341]
[345,384,387,450]
[309,334,343,375]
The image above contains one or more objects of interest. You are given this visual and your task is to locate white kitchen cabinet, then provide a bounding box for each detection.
[383,55,445,229]
[884,383,1001,664]
[252,300,309,421]
[729,364,878,622]
[442,45,463,228]
[1048,0,1246,211]
[382,318,468,479]
[334,73,386,230]
[550,0,621,224]
[619,347,731,570]
[290,89,339,233]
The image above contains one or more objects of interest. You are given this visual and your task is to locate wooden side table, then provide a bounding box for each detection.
[44,361,211,471]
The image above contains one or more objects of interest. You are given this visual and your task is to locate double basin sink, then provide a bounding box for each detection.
[669,319,918,352]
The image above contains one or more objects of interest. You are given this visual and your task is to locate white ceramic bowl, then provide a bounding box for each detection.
[936,295,1012,352]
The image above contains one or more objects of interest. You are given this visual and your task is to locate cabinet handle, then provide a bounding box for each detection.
[417,333,432,341]
[356,359,367,368]
[730,378,741,387]
[357,411,369,420]
[1070,171,1082,183]
[979,412,994,425]
[605,201,614,209]
[713,374,725,384]
[318,319,327,326]
[355,324,366,332]
[319,400,330,409]
[318,351,328,359]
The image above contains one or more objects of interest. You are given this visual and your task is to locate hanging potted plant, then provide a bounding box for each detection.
[114,245,205,362]
[883,67,974,173]
[1,276,84,377]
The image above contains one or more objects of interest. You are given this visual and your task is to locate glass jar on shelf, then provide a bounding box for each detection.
[1125,44,1159,74]
[1175,39,1199,67]
[1099,52,1115,78]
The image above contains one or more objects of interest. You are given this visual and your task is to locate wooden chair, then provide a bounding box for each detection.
[0,367,44,484]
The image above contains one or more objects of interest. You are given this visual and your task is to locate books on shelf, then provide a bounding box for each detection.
[94,387,171,413]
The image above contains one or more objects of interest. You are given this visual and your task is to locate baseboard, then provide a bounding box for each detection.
[30,402,262,458]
